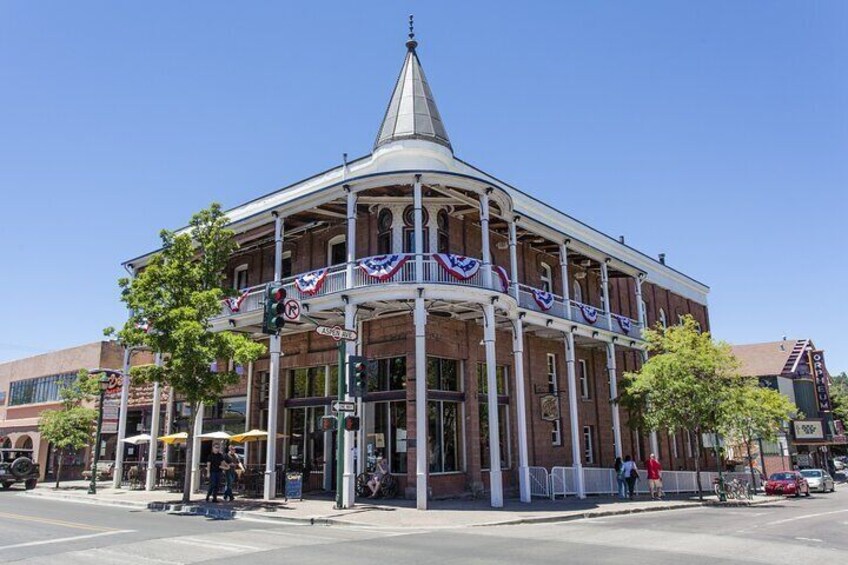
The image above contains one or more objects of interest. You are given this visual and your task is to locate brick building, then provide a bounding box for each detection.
[124,27,711,507]
[0,341,158,482]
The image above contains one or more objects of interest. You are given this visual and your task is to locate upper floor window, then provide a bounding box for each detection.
[282,251,292,279]
[572,280,584,304]
[540,262,553,293]
[427,357,460,391]
[579,359,590,400]
[9,373,76,406]
[377,209,393,255]
[658,308,667,328]
[328,235,346,266]
[233,264,249,290]
[403,205,429,254]
[437,209,449,254]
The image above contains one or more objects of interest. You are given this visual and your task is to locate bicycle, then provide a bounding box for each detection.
[355,471,399,499]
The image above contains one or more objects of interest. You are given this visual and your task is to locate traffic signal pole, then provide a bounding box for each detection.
[335,338,346,509]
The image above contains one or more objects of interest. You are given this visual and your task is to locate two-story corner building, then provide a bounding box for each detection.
[732,339,845,476]
[0,341,158,482]
[123,26,711,508]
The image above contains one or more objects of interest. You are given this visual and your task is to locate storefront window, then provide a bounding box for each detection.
[368,357,406,392]
[427,357,459,391]
[287,406,326,474]
[364,401,407,475]
[429,400,461,473]
[290,367,329,398]
[478,363,510,470]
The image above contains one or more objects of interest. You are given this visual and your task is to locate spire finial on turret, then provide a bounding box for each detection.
[406,14,418,51]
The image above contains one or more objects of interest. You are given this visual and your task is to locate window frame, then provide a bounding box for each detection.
[583,425,595,464]
[540,262,553,293]
[233,263,249,290]
[578,359,590,400]
[327,234,346,267]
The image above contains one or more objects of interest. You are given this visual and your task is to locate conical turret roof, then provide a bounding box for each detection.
[374,24,452,152]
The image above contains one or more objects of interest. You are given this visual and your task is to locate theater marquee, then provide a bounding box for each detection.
[809,350,832,412]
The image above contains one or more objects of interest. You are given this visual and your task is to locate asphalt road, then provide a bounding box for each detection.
[2,488,847,564]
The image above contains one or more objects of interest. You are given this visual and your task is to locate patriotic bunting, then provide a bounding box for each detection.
[433,254,481,280]
[493,266,510,293]
[358,254,410,281]
[295,268,329,296]
[615,314,632,333]
[223,289,251,313]
[532,288,554,311]
[580,304,598,324]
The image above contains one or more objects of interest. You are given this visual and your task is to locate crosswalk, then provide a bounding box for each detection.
[17,525,419,564]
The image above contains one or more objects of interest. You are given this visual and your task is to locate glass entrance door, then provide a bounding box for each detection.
[362,401,407,475]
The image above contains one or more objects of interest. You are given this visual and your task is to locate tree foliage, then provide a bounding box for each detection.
[38,370,99,488]
[829,371,848,425]
[113,203,265,502]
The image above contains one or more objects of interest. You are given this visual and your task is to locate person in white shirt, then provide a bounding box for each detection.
[621,455,639,499]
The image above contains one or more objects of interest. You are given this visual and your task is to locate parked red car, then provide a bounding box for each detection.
[765,471,811,497]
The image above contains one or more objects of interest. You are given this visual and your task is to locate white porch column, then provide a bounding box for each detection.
[480,189,493,288]
[559,240,571,305]
[145,353,162,491]
[414,296,428,509]
[341,304,357,508]
[606,342,623,459]
[346,186,357,288]
[190,402,204,492]
[635,275,646,329]
[565,331,586,498]
[113,345,133,488]
[414,175,424,283]
[600,259,613,329]
[512,318,531,503]
[508,216,520,301]
[264,212,284,500]
[483,305,503,507]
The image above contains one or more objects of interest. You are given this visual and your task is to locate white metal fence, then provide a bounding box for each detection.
[547,467,761,499]
[529,466,550,498]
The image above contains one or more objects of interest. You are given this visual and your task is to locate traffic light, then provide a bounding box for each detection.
[348,355,376,398]
[321,415,337,432]
[262,283,287,334]
[344,416,360,432]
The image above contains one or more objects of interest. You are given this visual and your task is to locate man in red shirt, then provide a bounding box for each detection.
[647,453,663,500]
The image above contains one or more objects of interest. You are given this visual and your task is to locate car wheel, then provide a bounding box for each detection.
[0,482,13,490]
[24,479,37,490]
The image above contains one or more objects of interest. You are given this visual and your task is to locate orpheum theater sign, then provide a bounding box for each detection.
[809,350,832,412]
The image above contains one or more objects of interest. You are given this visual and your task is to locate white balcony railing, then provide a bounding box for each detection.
[214,255,642,339]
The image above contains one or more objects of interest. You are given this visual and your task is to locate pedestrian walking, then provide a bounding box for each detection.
[205,443,226,503]
[223,445,242,502]
[622,455,639,499]
[647,453,663,500]
[614,457,627,499]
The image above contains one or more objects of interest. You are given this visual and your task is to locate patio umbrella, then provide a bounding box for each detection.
[230,429,287,443]
[120,433,151,445]
[158,432,188,445]
[197,431,232,441]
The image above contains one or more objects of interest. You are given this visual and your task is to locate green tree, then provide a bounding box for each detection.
[114,204,265,502]
[38,370,100,488]
[621,315,745,499]
[719,382,797,489]
[829,371,848,425]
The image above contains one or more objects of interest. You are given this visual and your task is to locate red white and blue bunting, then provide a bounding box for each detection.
[358,254,410,281]
[614,314,632,333]
[580,304,599,324]
[223,289,251,313]
[532,288,554,311]
[493,266,510,293]
[434,254,481,281]
[295,268,329,296]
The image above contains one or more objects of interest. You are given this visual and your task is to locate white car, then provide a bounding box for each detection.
[800,469,835,493]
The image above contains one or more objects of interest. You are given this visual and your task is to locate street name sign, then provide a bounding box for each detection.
[316,325,358,342]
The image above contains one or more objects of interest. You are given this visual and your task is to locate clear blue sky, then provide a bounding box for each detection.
[1,2,845,372]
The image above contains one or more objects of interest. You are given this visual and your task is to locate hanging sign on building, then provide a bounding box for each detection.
[792,420,825,441]
[808,350,832,412]
[540,394,560,421]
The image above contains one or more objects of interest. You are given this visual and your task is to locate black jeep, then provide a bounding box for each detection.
[0,448,39,490]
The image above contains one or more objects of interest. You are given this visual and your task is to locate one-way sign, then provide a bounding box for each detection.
[332,401,356,413]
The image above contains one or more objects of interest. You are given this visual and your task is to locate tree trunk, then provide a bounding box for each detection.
[181,404,197,504]
[54,448,63,489]
[694,430,703,501]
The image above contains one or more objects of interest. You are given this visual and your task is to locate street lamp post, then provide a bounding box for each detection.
[88,375,112,495]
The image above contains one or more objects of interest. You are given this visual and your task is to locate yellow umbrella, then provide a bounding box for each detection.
[230,429,287,443]
[158,432,188,445]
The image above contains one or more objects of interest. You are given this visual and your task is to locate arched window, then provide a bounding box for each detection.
[658,308,667,328]
[540,262,553,293]
[16,435,33,450]
[327,234,346,267]
[377,208,393,255]
[0,437,11,449]
[437,209,449,254]
[572,280,584,304]
[232,264,249,290]
[403,205,429,254]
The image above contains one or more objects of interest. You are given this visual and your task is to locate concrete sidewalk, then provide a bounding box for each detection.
[22,481,772,529]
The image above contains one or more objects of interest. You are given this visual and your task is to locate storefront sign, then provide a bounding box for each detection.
[809,350,832,412]
[285,472,303,500]
[540,394,560,421]
[793,420,825,440]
